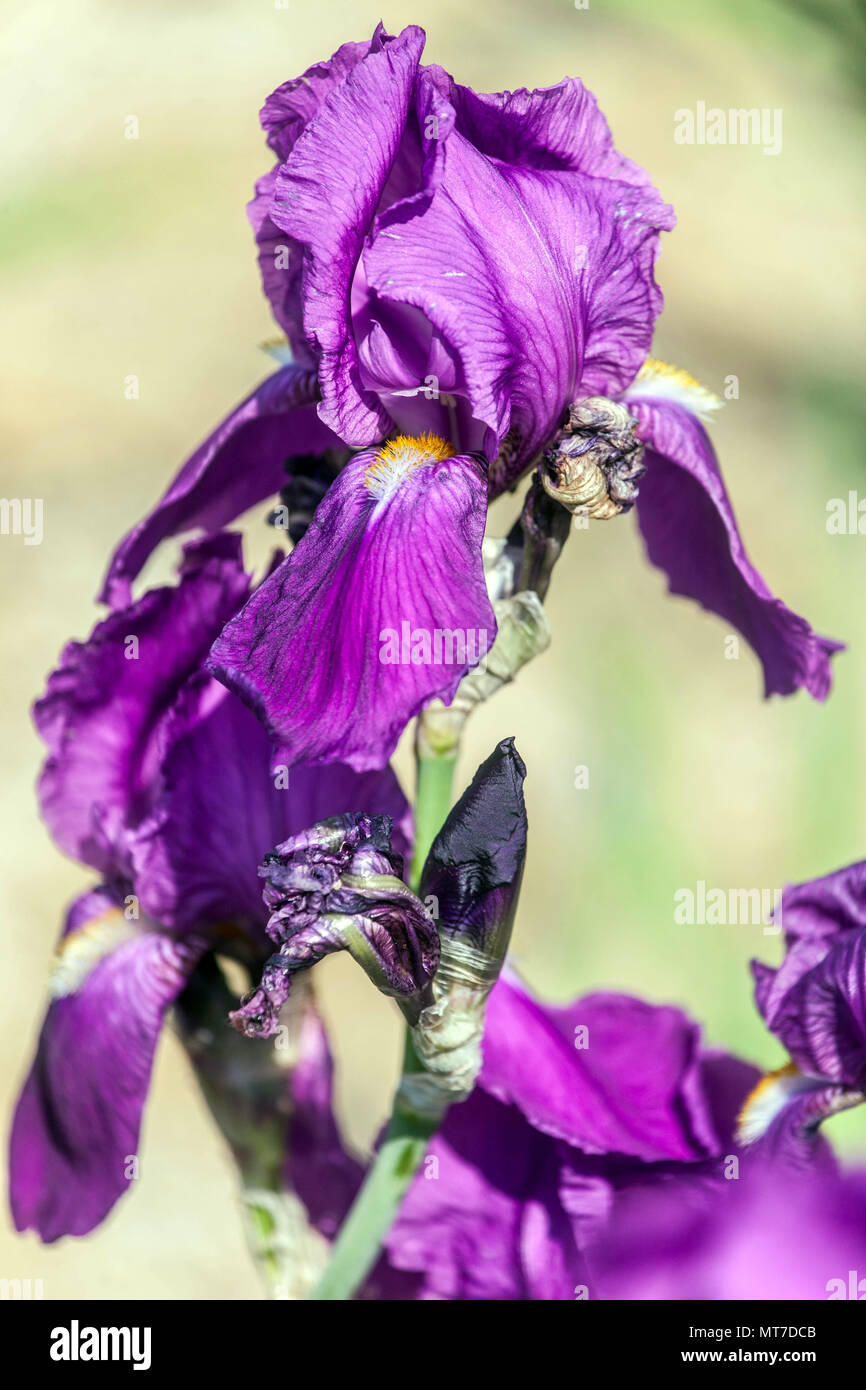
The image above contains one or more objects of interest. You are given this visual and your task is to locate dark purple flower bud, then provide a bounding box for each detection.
[421,738,527,967]
[404,739,527,1113]
[540,396,645,519]
[231,814,439,1038]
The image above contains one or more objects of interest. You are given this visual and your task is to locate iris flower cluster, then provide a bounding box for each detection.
[11,25,865,1300]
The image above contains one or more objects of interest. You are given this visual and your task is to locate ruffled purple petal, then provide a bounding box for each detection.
[777,858,866,948]
[630,397,842,700]
[269,26,426,441]
[752,860,866,1074]
[209,445,495,771]
[251,35,377,350]
[36,534,250,877]
[479,974,730,1163]
[9,890,204,1242]
[99,368,330,608]
[365,71,674,489]
[129,674,411,933]
[764,931,866,1089]
[439,75,662,185]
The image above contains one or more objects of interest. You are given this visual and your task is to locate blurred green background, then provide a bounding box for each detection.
[2,0,865,1297]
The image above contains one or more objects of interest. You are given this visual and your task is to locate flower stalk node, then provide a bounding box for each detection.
[406,938,502,1112]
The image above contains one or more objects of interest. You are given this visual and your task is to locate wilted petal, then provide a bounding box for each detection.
[36,534,249,877]
[99,367,331,607]
[210,440,495,771]
[231,814,438,1037]
[629,396,841,700]
[9,891,204,1241]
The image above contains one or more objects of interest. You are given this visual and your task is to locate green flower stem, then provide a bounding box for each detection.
[409,746,458,890]
[176,957,328,1299]
[307,1096,437,1300]
[308,719,459,1301]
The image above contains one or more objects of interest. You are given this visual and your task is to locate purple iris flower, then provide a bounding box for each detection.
[9,532,411,1242]
[738,859,866,1166]
[96,23,837,775]
[286,969,757,1300]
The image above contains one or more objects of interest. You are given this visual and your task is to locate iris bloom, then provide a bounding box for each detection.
[9,532,410,1241]
[96,23,837,774]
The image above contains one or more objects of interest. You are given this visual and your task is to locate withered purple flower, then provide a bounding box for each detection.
[231,814,439,1038]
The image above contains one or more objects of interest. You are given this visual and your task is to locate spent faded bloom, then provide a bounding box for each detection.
[95,24,836,777]
[10,533,410,1242]
[231,814,439,1038]
[738,859,866,1166]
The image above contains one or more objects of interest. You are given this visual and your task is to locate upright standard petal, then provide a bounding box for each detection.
[628,395,841,700]
[251,34,378,350]
[9,891,204,1241]
[365,70,674,490]
[36,534,250,877]
[99,367,332,608]
[269,25,426,441]
[209,438,495,771]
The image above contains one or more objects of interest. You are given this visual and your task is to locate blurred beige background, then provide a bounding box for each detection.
[2,0,865,1297]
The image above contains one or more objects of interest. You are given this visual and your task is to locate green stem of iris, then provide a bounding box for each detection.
[307,721,458,1301]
